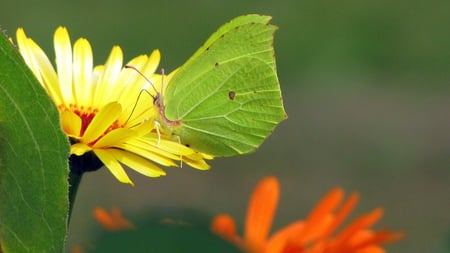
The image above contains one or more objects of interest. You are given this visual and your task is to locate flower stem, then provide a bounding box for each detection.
[67,151,103,224]
[68,170,83,224]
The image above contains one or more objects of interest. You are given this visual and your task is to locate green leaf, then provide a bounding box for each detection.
[0,31,70,252]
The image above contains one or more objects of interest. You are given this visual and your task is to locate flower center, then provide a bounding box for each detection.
[65,104,122,143]
[69,104,98,136]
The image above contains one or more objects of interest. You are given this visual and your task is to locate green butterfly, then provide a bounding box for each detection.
[156,14,287,157]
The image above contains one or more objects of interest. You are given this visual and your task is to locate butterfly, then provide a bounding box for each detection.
[144,14,287,157]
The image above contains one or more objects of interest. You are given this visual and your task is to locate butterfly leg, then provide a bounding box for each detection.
[175,135,183,168]
[154,120,161,146]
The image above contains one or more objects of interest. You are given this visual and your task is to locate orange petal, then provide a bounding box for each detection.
[354,245,386,253]
[111,207,135,229]
[93,207,115,230]
[299,188,344,243]
[266,220,305,253]
[211,214,245,250]
[211,214,239,242]
[244,176,280,248]
[350,229,405,249]
[93,207,134,231]
[330,208,384,251]
[321,192,359,238]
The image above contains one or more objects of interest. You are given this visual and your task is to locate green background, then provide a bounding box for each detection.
[2,0,449,252]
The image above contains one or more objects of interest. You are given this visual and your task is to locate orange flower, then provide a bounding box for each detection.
[211,177,404,253]
[93,206,134,231]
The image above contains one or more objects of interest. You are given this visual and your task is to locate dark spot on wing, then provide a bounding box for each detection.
[215,62,219,67]
[228,91,236,100]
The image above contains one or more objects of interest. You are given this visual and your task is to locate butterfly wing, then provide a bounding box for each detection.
[164,15,286,157]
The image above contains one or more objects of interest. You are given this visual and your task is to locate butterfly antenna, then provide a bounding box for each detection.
[160,68,165,105]
[125,65,159,95]
[123,65,158,125]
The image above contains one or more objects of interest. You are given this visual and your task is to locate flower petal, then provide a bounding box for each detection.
[94,149,133,185]
[331,208,384,251]
[108,148,166,177]
[93,207,115,230]
[93,128,137,148]
[299,188,344,242]
[349,229,404,250]
[70,143,92,156]
[73,38,93,106]
[61,110,82,137]
[182,153,211,170]
[116,142,178,167]
[116,55,151,117]
[71,143,92,156]
[81,102,122,143]
[16,29,65,105]
[143,50,161,78]
[16,28,44,84]
[266,220,305,253]
[321,192,359,239]
[93,207,134,231]
[244,176,280,250]
[211,214,242,247]
[95,46,123,107]
[54,27,73,103]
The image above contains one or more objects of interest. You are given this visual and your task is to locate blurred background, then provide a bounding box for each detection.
[2,0,449,252]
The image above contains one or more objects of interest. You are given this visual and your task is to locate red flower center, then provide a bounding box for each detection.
[69,104,98,136]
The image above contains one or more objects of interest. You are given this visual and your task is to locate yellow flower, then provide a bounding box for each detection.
[16,27,212,185]
[211,176,404,253]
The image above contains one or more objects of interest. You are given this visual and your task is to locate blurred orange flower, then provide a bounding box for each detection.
[211,176,404,253]
[93,206,135,231]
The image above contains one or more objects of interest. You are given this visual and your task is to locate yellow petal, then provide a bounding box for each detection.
[108,149,166,177]
[142,50,161,78]
[182,155,211,170]
[71,143,92,155]
[54,27,73,103]
[81,102,121,143]
[94,149,133,185]
[93,128,137,148]
[116,55,150,109]
[16,28,64,105]
[16,28,44,84]
[61,110,81,137]
[131,120,155,135]
[95,46,123,107]
[116,142,178,167]
[31,42,64,106]
[73,38,93,106]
